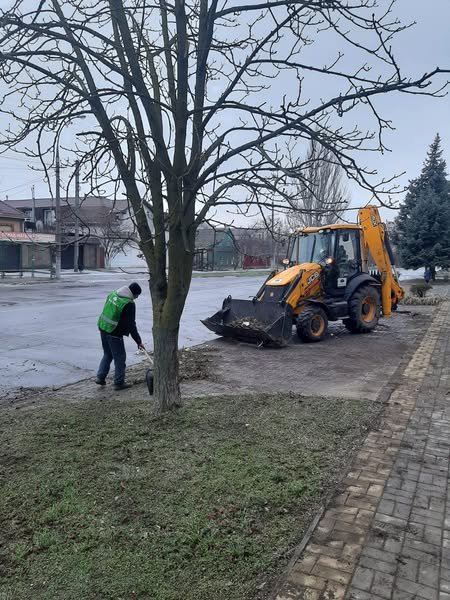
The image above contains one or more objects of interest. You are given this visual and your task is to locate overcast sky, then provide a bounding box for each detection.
[0,0,449,225]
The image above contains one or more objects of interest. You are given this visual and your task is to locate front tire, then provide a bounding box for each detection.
[297,306,328,343]
[344,285,380,333]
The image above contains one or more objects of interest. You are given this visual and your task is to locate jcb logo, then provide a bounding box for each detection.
[307,271,319,285]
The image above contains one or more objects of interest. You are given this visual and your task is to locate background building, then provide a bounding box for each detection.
[0,201,55,272]
[6,196,136,270]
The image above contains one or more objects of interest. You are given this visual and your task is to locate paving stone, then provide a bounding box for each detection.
[311,564,351,585]
[371,570,394,599]
[307,541,343,559]
[384,536,403,554]
[395,577,438,600]
[419,562,440,588]
[351,566,374,591]
[359,555,396,575]
[296,552,318,574]
[397,556,419,582]
[424,526,443,546]
[347,590,372,600]
[287,571,326,590]
[316,555,353,573]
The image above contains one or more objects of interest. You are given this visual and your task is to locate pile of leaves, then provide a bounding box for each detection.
[401,295,444,306]
[229,317,268,331]
[410,282,433,297]
[179,347,216,381]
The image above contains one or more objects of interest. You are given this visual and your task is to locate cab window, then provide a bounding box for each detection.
[335,230,360,276]
[295,231,336,263]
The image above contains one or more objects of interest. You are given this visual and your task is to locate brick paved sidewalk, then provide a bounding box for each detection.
[274,301,450,600]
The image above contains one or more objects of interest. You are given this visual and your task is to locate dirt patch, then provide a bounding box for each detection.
[127,346,218,383]
[182,308,434,403]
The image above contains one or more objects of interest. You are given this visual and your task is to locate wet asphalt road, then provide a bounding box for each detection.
[0,272,265,392]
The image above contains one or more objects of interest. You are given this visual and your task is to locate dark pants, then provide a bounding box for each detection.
[97,331,126,385]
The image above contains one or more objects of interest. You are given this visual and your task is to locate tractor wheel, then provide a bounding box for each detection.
[296,306,328,343]
[344,285,380,333]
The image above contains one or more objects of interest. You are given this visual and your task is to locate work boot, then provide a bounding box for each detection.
[95,378,106,386]
[114,382,133,391]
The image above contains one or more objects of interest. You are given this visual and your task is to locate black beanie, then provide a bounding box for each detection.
[129,282,142,297]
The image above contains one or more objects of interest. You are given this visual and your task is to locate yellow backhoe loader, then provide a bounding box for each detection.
[202,206,404,346]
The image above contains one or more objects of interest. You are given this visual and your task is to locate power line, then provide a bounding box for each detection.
[0,154,45,165]
[0,177,44,195]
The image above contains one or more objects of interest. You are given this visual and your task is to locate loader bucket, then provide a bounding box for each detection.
[201,297,293,347]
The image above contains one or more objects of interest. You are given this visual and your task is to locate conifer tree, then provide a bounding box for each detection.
[395,135,450,275]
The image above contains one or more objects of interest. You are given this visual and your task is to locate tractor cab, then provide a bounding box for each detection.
[290,224,363,295]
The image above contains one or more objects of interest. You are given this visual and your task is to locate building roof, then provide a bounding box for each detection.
[6,196,129,211]
[0,201,26,220]
[6,196,131,226]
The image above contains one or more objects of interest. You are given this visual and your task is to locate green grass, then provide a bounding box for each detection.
[0,394,378,600]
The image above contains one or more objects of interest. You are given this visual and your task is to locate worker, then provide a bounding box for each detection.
[424,266,432,284]
[336,244,349,270]
[96,282,145,390]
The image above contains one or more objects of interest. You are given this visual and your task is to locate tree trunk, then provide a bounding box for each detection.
[152,320,182,415]
[431,265,436,281]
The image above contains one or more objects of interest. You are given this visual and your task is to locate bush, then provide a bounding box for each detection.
[410,282,432,298]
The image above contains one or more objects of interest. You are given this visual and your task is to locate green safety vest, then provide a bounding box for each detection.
[97,291,133,333]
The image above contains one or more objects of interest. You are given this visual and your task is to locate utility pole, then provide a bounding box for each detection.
[31,185,36,222]
[31,185,36,278]
[55,146,61,279]
[271,199,276,269]
[74,160,80,272]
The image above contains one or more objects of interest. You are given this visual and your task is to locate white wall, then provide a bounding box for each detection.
[110,241,147,269]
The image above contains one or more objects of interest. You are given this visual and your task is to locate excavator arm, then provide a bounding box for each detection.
[358,206,404,317]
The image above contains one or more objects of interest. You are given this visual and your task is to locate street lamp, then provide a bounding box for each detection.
[54,117,86,278]
[73,160,80,272]
[55,146,61,279]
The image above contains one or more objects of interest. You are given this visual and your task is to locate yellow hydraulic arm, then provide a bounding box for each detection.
[358,206,404,317]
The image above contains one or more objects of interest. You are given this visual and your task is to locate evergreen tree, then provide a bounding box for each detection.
[395,134,450,273]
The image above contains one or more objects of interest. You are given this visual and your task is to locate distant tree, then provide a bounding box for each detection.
[286,139,350,230]
[95,212,136,269]
[394,135,450,275]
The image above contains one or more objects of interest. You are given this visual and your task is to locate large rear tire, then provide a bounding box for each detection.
[297,306,328,343]
[344,285,380,333]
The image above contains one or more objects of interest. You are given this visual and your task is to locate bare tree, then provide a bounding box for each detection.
[0,1,448,414]
[95,212,136,269]
[286,139,350,229]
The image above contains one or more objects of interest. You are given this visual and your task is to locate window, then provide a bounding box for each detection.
[295,231,336,264]
[43,209,55,226]
[335,230,359,276]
